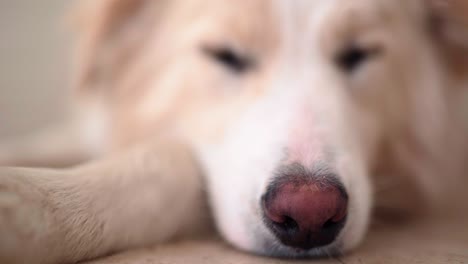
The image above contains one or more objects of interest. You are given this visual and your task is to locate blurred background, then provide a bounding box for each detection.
[0,0,70,139]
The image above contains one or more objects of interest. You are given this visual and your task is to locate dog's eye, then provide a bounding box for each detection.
[204,46,252,74]
[336,45,379,73]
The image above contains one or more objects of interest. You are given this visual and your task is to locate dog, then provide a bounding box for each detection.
[1,0,467,263]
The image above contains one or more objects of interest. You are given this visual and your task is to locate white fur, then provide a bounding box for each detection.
[195,1,372,256]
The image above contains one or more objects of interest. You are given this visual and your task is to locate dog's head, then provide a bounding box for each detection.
[76,0,468,257]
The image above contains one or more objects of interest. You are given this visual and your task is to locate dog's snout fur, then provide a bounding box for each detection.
[262,165,348,250]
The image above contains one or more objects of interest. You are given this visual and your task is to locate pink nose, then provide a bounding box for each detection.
[262,176,348,249]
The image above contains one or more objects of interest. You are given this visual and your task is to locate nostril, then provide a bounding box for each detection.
[323,218,341,230]
[271,215,299,233]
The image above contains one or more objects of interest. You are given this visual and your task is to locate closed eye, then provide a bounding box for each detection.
[335,45,381,73]
[203,46,253,74]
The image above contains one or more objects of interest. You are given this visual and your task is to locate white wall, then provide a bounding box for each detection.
[0,0,71,138]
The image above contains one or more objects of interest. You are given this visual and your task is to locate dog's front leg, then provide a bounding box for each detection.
[0,139,210,264]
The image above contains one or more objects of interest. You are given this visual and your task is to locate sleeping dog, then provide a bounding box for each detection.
[0,0,467,263]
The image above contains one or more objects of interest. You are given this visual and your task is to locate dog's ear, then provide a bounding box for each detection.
[72,0,164,92]
[427,0,468,76]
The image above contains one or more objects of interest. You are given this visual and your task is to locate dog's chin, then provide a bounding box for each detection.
[255,237,345,259]
[217,212,364,259]
[223,226,346,259]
